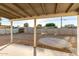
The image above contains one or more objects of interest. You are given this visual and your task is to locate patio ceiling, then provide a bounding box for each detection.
[0,3,79,20]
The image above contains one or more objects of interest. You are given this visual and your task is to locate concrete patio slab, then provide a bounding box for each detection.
[0,43,72,56]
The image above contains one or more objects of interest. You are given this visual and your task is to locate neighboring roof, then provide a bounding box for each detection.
[0,3,79,20]
[0,25,10,29]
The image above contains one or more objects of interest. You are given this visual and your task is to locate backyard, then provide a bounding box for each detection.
[0,31,77,55]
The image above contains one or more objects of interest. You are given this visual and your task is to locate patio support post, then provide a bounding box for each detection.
[61,16,63,28]
[10,20,13,43]
[34,18,37,56]
[77,15,79,56]
[0,18,1,26]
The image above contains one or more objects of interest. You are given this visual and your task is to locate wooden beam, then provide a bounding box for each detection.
[11,3,29,17]
[8,3,27,17]
[0,4,21,18]
[0,4,24,17]
[40,3,44,14]
[11,12,78,21]
[0,9,15,19]
[0,13,11,19]
[66,3,74,12]
[28,3,39,16]
[13,4,32,17]
[76,8,79,14]
[54,3,58,13]
[40,3,47,15]
[0,9,18,18]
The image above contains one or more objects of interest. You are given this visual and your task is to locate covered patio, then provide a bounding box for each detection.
[0,3,78,56]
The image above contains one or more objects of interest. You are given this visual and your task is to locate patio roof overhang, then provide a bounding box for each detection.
[0,3,79,20]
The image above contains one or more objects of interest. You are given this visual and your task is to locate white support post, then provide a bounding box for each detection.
[10,20,13,43]
[61,16,63,28]
[34,18,36,56]
[77,15,79,56]
[0,18,1,26]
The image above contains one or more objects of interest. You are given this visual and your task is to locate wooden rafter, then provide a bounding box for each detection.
[66,3,74,12]
[76,8,79,12]
[13,4,32,17]
[40,3,47,15]
[76,8,79,15]
[11,3,27,17]
[0,9,16,18]
[0,4,22,18]
[28,3,39,16]
[0,8,18,18]
[54,3,58,13]
[0,3,78,20]
[11,3,29,17]
[0,10,13,19]
[0,4,25,17]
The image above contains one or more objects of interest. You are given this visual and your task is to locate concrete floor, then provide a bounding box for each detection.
[0,43,71,56]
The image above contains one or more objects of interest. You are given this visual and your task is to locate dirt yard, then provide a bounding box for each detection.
[0,33,77,54]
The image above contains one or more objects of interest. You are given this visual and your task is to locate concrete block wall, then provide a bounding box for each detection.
[0,27,77,36]
[24,27,77,36]
[0,28,19,34]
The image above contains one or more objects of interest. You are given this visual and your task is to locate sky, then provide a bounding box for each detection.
[0,16,77,28]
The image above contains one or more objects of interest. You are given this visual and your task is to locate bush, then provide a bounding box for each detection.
[36,24,42,29]
[45,23,57,28]
[24,23,29,27]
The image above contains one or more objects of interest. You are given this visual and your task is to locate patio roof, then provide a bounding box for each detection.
[0,3,79,20]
